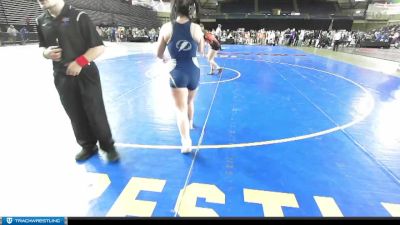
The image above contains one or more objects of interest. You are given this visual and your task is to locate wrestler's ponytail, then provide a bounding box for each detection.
[170,0,200,23]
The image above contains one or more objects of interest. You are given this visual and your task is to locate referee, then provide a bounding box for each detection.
[36,0,119,162]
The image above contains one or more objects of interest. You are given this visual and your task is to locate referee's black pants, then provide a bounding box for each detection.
[54,63,115,152]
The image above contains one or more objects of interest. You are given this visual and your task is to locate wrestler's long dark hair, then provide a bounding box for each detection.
[170,0,200,24]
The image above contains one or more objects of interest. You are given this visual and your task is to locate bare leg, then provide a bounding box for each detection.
[171,88,192,153]
[188,88,198,129]
[207,50,219,74]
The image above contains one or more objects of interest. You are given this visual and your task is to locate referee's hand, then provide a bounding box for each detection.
[66,61,82,76]
[43,46,62,62]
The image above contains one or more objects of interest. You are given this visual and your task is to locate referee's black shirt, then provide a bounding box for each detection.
[36,4,103,73]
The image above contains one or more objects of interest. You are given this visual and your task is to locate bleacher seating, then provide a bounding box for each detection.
[66,0,160,28]
[200,8,217,16]
[1,0,41,26]
[0,3,7,25]
[1,0,161,30]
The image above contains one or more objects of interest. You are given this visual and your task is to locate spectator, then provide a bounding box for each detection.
[20,26,29,45]
[215,24,222,39]
[333,30,341,51]
[7,25,18,45]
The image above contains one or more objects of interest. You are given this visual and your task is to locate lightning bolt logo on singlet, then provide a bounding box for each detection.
[176,40,192,52]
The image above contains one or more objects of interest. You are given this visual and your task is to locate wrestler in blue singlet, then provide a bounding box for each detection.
[167,21,200,90]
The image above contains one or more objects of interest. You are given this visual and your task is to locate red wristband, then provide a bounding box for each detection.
[75,55,90,67]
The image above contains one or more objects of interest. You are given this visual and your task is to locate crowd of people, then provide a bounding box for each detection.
[91,23,400,51]
[210,26,400,50]
[95,26,159,42]
[3,19,400,50]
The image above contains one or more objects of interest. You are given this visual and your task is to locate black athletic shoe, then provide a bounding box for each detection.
[75,146,99,161]
[105,148,120,162]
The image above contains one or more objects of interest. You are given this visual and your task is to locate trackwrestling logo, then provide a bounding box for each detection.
[1,217,64,225]
[176,40,192,52]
